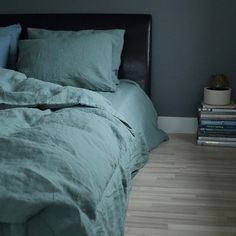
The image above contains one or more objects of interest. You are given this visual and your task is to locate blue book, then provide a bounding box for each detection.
[199,128,236,135]
[200,119,236,126]
[199,124,236,129]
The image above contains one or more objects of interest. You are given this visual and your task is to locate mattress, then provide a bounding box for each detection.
[99,79,168,151]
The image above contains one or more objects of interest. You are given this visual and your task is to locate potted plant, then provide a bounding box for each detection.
[204,74,231,105]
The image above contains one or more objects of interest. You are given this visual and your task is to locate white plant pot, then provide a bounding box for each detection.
[204,87,231,105]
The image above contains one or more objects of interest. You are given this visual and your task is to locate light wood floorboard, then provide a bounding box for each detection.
[125,134,236,236]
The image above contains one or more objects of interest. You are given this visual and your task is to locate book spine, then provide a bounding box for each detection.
[200,119,236,126]
[200,108,236,113]
[197,139,236,147]
[198,135,236,142]
[199,124,236,129]
[199,128,236,134]
[201,102,236,109]
[200,113,236,119]
[198,129,236,136]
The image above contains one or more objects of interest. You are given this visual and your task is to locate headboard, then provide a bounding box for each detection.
[0,14,152,95]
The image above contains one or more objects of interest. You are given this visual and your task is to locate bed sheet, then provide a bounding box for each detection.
[99,80,168,151]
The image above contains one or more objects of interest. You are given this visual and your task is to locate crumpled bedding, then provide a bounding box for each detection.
[0,69,148,236]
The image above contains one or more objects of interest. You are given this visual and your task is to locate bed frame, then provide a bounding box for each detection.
[0,14,152,95]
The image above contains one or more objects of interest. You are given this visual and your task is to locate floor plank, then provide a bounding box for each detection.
[125,134,236,236]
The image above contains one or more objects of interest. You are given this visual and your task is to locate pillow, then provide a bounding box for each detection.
[0,36,11,68]
[0,24,22,68]
[16,33,115,91]
[27,27,125,84]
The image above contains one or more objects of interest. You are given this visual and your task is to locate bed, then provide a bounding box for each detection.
[0,14,168,236]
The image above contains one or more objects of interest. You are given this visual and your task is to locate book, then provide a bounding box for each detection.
[198,129,236,139]
[199,124,236,129]
[200,113,236,119]
[198,136,236,142]
[199,128,236,135]
[197,139,236,147]
[200,119,236,126]
[199,107,236,113]
[197,128,236,137]
[201,101,236,109]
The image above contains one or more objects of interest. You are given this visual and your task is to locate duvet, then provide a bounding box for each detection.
[0,69,148,236]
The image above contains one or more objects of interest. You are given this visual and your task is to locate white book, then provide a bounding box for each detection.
[201,101,236,109]
[197,139,236,147]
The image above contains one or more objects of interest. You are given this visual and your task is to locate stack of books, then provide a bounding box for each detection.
[197,101,236,147]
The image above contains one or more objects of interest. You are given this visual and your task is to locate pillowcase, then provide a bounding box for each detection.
[0,24,22,68]
[0,36,11,68]
[27,27,125,84]
[16,33,115,91]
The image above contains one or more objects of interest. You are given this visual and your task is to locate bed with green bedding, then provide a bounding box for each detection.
[0,69,149,236]
[0,14,168,236]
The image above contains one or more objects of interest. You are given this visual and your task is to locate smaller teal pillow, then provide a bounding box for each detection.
[0,36,11,68]
[17,33,115,91]
[27,28,125,84]
[0,24,22,68]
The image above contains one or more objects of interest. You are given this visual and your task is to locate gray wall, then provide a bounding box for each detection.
[1,0,236,117]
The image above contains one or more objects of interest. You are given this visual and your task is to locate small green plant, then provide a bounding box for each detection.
[209,74,229,90]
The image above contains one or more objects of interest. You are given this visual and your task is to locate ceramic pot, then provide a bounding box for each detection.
[204,87,231,105]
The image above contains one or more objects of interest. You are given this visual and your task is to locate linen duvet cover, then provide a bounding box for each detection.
[0,69,148,236]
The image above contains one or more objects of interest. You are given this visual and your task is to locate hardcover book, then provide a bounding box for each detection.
[201,101,236,109]
[200,119,236,126]
[198,128,236,135]
[200,113,236,119]
[197,139,236,147]
[198,130,236,140]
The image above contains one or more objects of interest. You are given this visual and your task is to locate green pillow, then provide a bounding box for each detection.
[27,28,125,84]
[17,33,115,91]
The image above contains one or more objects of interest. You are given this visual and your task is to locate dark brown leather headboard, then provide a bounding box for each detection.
[0,14,152,95]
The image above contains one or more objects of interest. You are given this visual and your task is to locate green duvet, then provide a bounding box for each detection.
[0,69,148,236]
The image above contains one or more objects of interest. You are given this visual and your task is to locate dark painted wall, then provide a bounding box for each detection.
[1,0,236,117]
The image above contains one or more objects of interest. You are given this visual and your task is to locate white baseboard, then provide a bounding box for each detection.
[158,116,198,134]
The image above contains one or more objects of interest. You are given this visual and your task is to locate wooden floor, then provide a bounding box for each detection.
[125,134,236,236]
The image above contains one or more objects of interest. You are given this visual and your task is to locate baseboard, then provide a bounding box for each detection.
[158,116,198,134]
